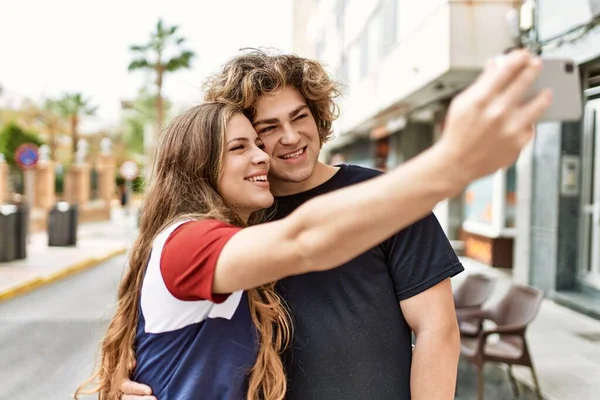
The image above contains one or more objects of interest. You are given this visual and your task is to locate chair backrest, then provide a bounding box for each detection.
[492,284,544,328]
[454,274,496,308]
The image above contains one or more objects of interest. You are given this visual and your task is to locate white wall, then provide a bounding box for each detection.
[538,0,596,42]
[304,0,518,137]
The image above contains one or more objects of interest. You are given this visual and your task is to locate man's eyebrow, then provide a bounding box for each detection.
[252,104,309,127]
[252,117,279,127]
[289,104,308,118]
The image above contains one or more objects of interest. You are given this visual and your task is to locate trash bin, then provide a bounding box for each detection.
[0,204,18,262]
[14,203,29,259]
[48,202,78,247]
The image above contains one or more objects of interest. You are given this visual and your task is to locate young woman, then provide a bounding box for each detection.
[77,49,550,400]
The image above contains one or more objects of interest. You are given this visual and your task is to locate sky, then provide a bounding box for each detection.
[0,0,293,133]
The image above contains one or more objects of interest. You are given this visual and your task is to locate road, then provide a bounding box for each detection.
[0,252,539,400]
[0,255,127,400]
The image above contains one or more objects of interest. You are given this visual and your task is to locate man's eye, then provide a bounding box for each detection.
[259,126,275,134]
[294,114,308,121]
[257,143,266,150]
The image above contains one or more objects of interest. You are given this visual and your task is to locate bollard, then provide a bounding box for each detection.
[48,202,78,246]
[0,204,18,262]
[14,203,29,259]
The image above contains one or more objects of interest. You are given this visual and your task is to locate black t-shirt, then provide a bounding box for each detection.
[272,164,464,400]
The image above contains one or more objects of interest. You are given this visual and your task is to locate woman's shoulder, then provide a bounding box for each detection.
[152,218,233,244]
[141,218,244,325]
[158,218,239,247]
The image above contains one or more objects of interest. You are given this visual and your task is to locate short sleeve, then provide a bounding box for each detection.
[160,219,241,303]
[384,213,464,301]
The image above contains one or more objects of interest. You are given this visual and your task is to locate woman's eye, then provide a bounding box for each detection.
[230,145,244,151]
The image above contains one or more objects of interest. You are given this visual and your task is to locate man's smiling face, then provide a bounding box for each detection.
[252,86,321,194]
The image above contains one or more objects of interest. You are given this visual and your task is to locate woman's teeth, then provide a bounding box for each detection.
[246,175,267,182]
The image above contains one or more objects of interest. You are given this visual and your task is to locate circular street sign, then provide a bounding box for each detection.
[14,143,39,169]
[120,160,139,181]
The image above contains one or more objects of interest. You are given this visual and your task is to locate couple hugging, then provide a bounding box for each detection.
[75,48,551,400]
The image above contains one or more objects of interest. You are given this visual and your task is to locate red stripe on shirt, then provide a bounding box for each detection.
[160,219,241,304]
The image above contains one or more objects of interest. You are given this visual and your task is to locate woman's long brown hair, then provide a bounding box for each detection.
[74,102,291,400]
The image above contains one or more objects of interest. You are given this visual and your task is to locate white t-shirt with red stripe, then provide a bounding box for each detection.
[132,219,258,400]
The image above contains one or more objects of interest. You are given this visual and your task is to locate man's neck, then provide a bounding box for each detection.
[271,162,339,197]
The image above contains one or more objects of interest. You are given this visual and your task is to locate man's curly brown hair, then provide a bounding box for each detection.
[203,48,342,145]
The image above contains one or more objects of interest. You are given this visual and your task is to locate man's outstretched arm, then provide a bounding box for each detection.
[401,278,461,400]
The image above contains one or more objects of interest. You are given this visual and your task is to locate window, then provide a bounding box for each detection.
[316,34,326,61]
[464,174,495,226]
[505,165,516,228]
[340,52,349,79]
[367,9,383,69]
[359,31,368,79]
[348,40,361,84]
[382,0,397,53]
[463,165,517,237]
[336,0,348,30]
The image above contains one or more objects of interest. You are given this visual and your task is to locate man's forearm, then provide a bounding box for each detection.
[411,328,461,400]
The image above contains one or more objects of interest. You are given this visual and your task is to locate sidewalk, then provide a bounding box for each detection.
[456,257,600,400]
[0,207,138,302]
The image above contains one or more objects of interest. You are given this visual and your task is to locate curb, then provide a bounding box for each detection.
[0,247,128,303]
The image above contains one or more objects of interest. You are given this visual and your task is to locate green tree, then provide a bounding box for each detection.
[0,121,44,168]
[122,88,173,156]
[9,99,68,160]
[54,92,97,157]
[128,18,195,165]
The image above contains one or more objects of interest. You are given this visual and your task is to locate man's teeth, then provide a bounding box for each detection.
[246,175,267,182]
[281,148,304,159]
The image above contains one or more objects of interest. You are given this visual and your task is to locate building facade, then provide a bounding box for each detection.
[293,0,522,247]
[515,0,600,317]
[295,0,600,318]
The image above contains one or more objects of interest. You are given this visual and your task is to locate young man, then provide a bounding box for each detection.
[121,49,550,399]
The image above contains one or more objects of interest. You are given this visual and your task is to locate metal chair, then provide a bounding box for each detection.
[459,284,544,400]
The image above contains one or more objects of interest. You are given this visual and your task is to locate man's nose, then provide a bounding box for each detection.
[280,123,301,146]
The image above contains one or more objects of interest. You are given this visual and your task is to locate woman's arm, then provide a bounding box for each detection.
[214,50,551,294]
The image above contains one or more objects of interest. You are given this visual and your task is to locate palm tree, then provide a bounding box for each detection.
[33,99,69,160]
[127,18,195,164]
[54,93,97,157]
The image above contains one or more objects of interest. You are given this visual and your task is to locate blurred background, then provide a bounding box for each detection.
[1,0,600,399]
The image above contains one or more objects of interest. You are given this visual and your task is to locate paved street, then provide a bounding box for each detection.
[0,254,127,400]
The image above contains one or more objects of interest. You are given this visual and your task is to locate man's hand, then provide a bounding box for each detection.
[439,49,552,193]
[120,379,156,400]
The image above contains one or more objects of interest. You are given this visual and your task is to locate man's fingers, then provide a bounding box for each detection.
[496,57,543,110]
[513,88,553,128]
[471,50,532,102]
[120,379,153,396]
